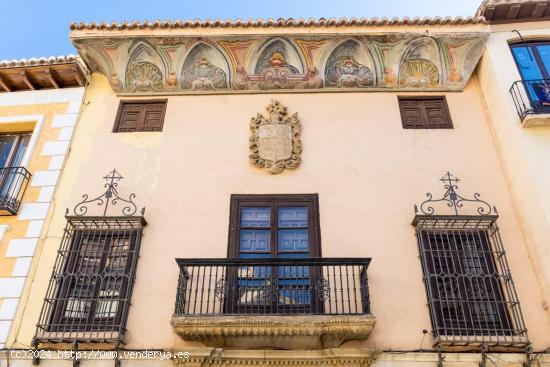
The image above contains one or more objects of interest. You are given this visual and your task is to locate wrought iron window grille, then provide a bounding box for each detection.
[34,170,146,348]
[0,166,31,215]
[412,172,528,350]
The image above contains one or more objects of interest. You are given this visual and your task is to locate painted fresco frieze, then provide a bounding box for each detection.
[181,43,230,90]
[325,39,374,88]
[249,100,302,174]
[72,32,487,94]
[125,62,164,92]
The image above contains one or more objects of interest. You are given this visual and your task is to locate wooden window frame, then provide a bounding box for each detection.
[228,194,322,259]
[227,194,322,314]
[113,99,167,133]
[398,96,453,129]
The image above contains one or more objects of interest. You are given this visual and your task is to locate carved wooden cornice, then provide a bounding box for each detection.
[0,55,89,93]
[477,0,550,24]
[172,347,376,366]
[71,31,487,95]
[171,315,376,350]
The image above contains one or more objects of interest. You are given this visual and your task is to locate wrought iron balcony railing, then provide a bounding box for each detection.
[0,166,31,215]
[174,258,371,316]
[509,79,550,122]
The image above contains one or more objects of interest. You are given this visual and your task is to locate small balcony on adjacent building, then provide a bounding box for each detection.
[0,166,31,215]
[510,79,550,127]
[172,257,376,350]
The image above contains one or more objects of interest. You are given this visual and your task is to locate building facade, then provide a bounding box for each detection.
[0,56,87,350]
[2,0,550,366]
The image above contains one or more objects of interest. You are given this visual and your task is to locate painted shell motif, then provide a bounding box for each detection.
[181,58,228,91]
[125,61,163,92]
[325,56,374,88]
[398,59,439,88]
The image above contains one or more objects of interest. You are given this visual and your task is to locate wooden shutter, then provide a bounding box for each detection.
[113,100,167,132]
[398,97,452,129]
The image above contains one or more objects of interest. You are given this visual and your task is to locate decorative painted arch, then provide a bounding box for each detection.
[447,38,485,84]
[250,37,305,75]
[125,41,168,92]
[322,39,377,88]
[398,37,442,88]
[180,42,231,90]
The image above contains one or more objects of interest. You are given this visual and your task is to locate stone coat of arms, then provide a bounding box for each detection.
[249,100,302,174]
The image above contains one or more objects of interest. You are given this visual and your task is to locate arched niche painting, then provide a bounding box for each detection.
[325,40,375,88]
[181,43,230,91]
[125,41,165,92]
[249,38,306,90]
[398,38,441,88]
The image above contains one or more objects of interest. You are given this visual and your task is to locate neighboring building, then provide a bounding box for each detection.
[2,1,550,367]
[476,0,550,307]
[0,56,87,349]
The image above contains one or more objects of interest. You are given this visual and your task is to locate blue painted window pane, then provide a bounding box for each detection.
[278,229,309,251]
[238,253,271,259]
[241,207,270,227]
[536,45,550,75]
[513,47,546,103]
[513,47,543,80]
[278,264,310,277]
[239,265,271,278]
[279,289,311,304]
[239,230,270,252]
[277,252,309,258]
[279,278,310,286]
[278,207,308,228]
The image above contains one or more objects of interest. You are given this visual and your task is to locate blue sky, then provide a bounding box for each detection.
[0,0,481,60]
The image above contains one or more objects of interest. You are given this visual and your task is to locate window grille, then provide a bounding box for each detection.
[34,170,146,345]
[412,172,528,349]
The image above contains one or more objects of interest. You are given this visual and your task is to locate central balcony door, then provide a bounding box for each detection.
[227,194,321,314]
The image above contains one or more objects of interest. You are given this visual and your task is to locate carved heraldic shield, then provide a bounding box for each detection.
[249,100,302,174]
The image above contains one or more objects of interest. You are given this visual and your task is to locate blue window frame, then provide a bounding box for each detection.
[511,42,550,109]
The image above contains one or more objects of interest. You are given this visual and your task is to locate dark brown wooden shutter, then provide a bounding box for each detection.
[113,100,167,132]
[398,96,452,129]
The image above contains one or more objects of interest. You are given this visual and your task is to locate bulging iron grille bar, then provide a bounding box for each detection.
[509,79,550,122]
[34,216,145,345]
[0,166,31,215]
[174,258,371,316]
[414,216,528,348]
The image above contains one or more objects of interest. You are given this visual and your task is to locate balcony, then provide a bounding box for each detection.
[0,167,31,215]
[510,79,550,127]
[172,258,376,350]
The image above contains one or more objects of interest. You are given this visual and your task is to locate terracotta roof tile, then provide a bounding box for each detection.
[0,54,80,69]
[69,16,487,31]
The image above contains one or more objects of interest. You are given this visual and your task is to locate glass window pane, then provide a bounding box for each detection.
[536,45,550,75]
[278,229,309,252]
[0,135,17,168]
[512,47,543,80]
[241,207,270,227]
[278,207,308,227]
[10,134,31,167]
[239,229,270,252]
[279,289,311,305]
